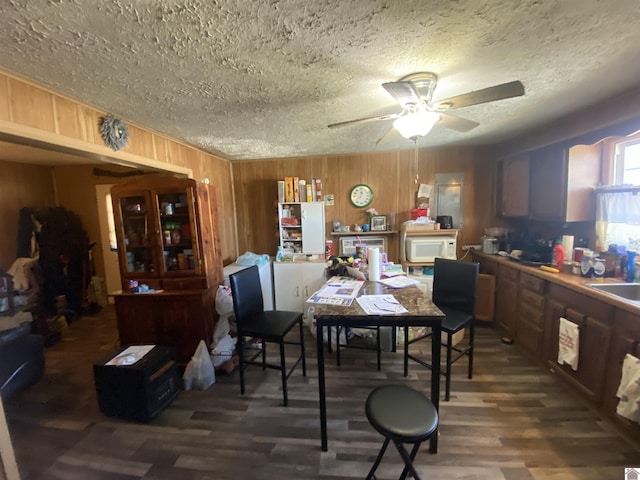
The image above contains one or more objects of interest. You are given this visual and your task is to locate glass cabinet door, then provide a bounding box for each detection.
[118,194,156,274]
[157,190,198,274]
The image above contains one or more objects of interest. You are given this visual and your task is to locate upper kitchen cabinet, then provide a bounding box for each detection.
[499,153,530,217]
[111,175,223,291]
[528,143,602,222]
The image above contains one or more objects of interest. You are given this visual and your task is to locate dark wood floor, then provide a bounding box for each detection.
[5,305,640,479]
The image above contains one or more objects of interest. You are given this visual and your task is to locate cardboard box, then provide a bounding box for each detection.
[401,223,435,232]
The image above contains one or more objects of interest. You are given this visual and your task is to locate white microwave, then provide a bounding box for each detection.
[405,235,457,263]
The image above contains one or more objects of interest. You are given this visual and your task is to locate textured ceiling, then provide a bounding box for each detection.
[2,0,640,161]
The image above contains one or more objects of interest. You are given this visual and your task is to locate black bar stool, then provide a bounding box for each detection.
[365,384,438,480]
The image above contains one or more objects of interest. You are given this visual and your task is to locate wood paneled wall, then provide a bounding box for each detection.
[232,147,498,262]
[0,68,238,269]
[0,160,56,270]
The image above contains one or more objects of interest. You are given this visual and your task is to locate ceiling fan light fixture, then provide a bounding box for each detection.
[393,110,440,139]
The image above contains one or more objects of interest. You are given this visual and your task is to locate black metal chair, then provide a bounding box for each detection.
[404,258,479,401]
[229,265,306,406]
[365,384,439,480]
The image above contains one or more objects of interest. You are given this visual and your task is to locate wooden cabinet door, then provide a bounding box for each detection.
[602,309,640,416]
[500,154,530,217]
[546,290,613,405]
[529,145,567,221]
[516,275,546,362]
[564,143,602,222]
[273,263,304,311]
[300,262,326,300]
[300,202,326,254]
[495,265,519,335]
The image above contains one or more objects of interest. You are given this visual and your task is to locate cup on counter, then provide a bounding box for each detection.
[511,249,523,258]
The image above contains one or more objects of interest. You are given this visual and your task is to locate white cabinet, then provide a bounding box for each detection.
[278,202,325,255]
[273,262,326,312]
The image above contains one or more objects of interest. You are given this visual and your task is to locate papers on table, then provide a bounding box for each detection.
[378,276,420,289]
[307,276,364,307]
[381,264,406,277]
[356,295,408,315]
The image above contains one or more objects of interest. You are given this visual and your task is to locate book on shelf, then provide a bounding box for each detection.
[315,178,322,201]
[293,176,300,202]
[284,177,294,202]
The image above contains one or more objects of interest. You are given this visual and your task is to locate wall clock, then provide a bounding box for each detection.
[349,184,374,208]
[99,114,129,151]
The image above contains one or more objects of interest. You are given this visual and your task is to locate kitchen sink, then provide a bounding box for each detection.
[586,283,640,303]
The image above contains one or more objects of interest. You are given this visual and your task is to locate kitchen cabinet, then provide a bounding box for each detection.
[110,175,224,364]
[111,175,222,291]
[114,289,216,364]
[278,202,325,255]
[273,262,326,312]
[602,309,640,417]
[471,252,497,323]
[499,154,530,217]
[515,272,546,361]
[545,283,613,405]
[495,263,519,336]
[528,143,601,222]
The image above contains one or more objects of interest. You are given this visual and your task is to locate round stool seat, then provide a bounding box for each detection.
[365,384,438,444]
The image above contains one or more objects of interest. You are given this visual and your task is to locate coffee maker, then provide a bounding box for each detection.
[436,215,453,229]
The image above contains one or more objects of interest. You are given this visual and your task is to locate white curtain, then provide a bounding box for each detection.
[595,187,640,251]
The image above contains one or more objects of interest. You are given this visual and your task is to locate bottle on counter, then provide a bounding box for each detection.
[552,243,565,268]
[626,251,636,282]
[276,246,284,262]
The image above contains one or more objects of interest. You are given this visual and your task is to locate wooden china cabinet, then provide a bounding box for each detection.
[110,175,224,364]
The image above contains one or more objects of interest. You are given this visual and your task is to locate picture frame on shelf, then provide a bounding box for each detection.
[370,215,387,231]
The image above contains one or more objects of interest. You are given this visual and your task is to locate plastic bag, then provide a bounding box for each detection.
[304,306,346,350]
[235,251,269,266]
[211,333,237,368]
[213,286,233,346]
[215,285,234,317]
[183,340,216,390]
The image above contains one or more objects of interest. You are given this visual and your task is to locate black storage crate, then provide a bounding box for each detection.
[94,345,179,422]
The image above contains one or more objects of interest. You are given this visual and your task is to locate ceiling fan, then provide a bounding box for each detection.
[328,72,525,143]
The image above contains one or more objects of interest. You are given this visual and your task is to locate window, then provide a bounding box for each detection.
[105,193,118,250]
[615,136,640,185]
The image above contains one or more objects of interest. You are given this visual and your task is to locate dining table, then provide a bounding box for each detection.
[312,280,445,453]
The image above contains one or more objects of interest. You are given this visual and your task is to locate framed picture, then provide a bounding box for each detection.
[370,215,387,231]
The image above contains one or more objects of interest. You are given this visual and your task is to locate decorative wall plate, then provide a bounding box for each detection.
[99,114,129,151]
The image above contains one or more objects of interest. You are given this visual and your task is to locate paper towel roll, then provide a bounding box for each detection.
[369,248,381,282]
[562,235,574,257]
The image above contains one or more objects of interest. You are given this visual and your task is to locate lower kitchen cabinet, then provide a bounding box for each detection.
[516,272,546,361]
[273,261,326,312]
[495,264,519,336]
[113,288,216,365]
[545,283,614,406]
[602,309,640,418]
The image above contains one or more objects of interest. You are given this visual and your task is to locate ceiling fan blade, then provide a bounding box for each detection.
[376,126,402,145]
[382,81,422,108]
[328,113,400,129]
[434,80,525,110]
[436,112,480,133]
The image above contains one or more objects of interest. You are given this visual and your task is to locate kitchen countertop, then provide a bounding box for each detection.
[471,250,640,315]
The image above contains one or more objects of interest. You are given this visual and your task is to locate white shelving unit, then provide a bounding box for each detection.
[278,202,325,255]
